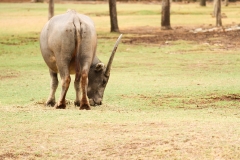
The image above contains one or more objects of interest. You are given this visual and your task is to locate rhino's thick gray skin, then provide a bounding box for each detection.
[40,10,121,110]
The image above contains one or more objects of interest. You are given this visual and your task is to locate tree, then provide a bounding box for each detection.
[225,0,229,6]
[200,0,206,6]
[48,0,54,20]
[213,0,217,17]
[31,0,43,2]
[215,0,222,26]
[161,0,172,30]
[109,0,119,32]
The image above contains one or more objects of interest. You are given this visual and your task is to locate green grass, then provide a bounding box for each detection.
[0,2,240,159]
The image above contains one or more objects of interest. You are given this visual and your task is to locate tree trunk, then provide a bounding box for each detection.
[225,0,229,6]
[200,0,206,6]
[216,0,222,26]
[213,0,218,17]
[161,0,172,30]
[48,0,54,20]
[31,0,43,2]
[109,0,119,32]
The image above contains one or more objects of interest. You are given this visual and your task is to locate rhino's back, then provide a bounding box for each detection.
[40,11,97,74]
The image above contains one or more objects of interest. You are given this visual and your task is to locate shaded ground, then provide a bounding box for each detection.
[120,26,240,50]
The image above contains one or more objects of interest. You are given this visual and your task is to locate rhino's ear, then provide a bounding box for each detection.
[95,63,105,72]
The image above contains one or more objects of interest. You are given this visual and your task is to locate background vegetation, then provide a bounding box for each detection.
[0,2,240,159]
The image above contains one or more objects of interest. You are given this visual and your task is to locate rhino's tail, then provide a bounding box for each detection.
[73,15,82,74]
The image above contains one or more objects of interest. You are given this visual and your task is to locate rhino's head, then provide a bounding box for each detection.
[87,34,122,106]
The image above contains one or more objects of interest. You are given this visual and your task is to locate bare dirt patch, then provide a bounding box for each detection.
[208,94,240,101]
[120,93,240,110]
[120,26,240,49]
[0,70,20,80]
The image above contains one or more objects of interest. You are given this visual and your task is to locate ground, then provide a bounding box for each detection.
[120,26,240,50]
[1,26,240,159]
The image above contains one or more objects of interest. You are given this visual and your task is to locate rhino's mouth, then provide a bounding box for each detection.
[89,98,102,106]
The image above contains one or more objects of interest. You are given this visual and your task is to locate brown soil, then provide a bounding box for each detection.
[120,26,240,49]
[0,70,20,80]
[0,0,29,2]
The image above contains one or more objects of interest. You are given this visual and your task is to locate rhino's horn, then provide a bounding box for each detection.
[105,34,122,77]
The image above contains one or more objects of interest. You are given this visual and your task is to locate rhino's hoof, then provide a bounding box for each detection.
[46,100,56,107]
[80,104,91,110]
[74,101,80,107]
[55,103,66,109]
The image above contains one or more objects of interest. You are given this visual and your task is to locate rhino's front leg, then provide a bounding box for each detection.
[46,70,58,107]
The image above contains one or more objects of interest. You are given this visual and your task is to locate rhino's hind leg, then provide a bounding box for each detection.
[46,70,58,107]
[79,70,91,110]
[55,75,71,109]
[54,59,71,109]
[54,75,71,109]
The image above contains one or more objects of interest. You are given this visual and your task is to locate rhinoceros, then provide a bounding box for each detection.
[40,10,122,110]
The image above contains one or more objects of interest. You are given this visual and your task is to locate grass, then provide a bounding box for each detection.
[0,1,240,159]
[1,106,240,159]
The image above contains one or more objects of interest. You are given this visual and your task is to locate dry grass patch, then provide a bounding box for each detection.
[1,105,240,159]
